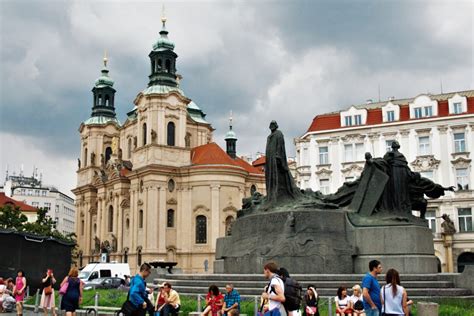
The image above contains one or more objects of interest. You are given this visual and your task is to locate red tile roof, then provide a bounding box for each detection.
[252,156,266,167]
[191,143,264,175]
[306,94,474,134]
[0,192,38,212]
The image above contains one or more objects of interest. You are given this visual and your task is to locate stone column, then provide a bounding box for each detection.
[442,233,454,273]
[210,184,220,250]
[158,108,166,145]
[130,190,137,253]
[147,185,158,251]
[96,198,102,242]
[158,187,167,253]
[179,109,186,147]
[100,198,107,242]
[178,186,193,252]
[143,187,149,248]
[437,125,449,184]
[84,202,91,256]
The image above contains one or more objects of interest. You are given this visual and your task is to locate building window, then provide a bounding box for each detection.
[420,171,434,180]
[344,116,353,126]
[414,107,423,119]
[418,136,431,155]
[453,102,463,114]
[195,215,207,244]
[456,168,469,190]
[44,202,51,211]
[168,179,175,192]
[42,191,47,196]
[354,115,362,125]
[344,144,353,162]
[425,210,436,233]
[167,122,175,146]
[126,218,130,230]
[137,249,142,266]
[454,133,466,153]
[387,111,395,122]
[105,147,112,164]
[355,143,364,161]
[123,250,128,263]
[167,209,174,228]
[458,208,473,232]
[386,140,395,152]
[81,220,85,235]
[424,106,433,117]
[319,146,329,165]
[319,179,330,194]
[108,206,113,232]
[142,123,147,146]
[139,210,144,229]
[55,205,59,213]
[84,148,88,167]
[128,138,132,158]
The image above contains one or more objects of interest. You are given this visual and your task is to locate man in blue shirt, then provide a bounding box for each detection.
[222,283,241,315]
[129,263,152,316]
[362,260,383,316]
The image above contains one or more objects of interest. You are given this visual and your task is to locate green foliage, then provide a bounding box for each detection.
[0,204,28,230]
[0,205,76,243]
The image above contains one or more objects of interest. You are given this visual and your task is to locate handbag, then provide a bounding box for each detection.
[44,285,53,296]
[59,280,69,296]
[119,279,138,316]
[305,306,317,315]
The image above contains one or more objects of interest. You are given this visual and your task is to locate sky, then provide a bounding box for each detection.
[0,0,473,196]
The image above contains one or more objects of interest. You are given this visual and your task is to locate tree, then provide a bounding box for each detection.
[0,205,28,230]
[23,207,57,236]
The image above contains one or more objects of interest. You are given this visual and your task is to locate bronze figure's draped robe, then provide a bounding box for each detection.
[265,129,300,203]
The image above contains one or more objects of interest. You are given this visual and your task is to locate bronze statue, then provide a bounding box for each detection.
[265,120,301,203]
[441,214,456,234]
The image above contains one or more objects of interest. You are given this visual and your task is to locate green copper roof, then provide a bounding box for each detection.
[83,116,121,126]
[142,85,185,96]
[95,67,114,88]
[153,21,175,51]
[187,101,209,124]
[225,129,237,140]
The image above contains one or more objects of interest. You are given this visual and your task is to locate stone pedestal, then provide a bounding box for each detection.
[216,208,438,274]
[442,233,454,272]
[417,302,439,316]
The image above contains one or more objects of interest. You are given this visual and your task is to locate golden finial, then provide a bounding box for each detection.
[161,4,167,26]
[229,111,233,129]
[103,50,108,68]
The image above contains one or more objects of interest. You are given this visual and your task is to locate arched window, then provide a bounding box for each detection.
[93,223,97,234]
[185,133,191,148]
[98,94,102,106]
[167,122,175,146]
[225,216,235,236]
[137,249,142,266]
[128,138,132,158]
[81,220,85,235]
[195,215,207,244]
[158,59,162,70]
[108,206,113,232]
[105,147,112,164]
[139,210,144,229]
[151,60,155,74]
[165,59,171,73]
[84,148,88,167]
[142,123,147,146]
[168,179,175,192]
[126,218,130,230]
[458,252,474,273]
[167,209,175,228]
[105,95,110,107]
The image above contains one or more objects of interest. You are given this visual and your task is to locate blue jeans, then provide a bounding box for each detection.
[365,308,380,316]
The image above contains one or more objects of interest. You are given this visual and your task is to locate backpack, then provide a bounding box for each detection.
[282,277,303,311]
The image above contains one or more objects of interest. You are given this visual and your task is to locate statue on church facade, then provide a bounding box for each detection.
[441,214,456,234]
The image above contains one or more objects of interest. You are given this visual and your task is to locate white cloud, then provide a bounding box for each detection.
[0,132,76,196]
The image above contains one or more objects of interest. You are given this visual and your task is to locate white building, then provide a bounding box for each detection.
[2,170,76,235]
[295,90,474,273]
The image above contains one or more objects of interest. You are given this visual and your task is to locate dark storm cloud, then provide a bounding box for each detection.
[1,0,472,167]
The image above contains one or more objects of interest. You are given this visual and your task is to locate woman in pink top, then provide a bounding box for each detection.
[14,270,27,316]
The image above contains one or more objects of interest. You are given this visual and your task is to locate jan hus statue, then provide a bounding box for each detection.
[265,120,301,203]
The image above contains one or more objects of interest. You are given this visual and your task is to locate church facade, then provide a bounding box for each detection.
[72,17,265,273]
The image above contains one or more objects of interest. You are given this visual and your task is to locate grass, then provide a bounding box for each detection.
[26,291,474,316]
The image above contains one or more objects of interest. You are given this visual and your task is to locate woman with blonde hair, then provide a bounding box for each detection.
[349,285,364,316]
[60,267,83,316]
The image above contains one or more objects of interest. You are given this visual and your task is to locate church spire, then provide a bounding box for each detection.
[225,111,237,159]
[148,6,178,88]
[90,52,117,118]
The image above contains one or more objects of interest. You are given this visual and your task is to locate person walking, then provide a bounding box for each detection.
[129,263,152,316]
[261,262,285,316]
[380,269,408,316]
[41,269,57,316]
[60,267,83,316]
[14,270,27,316]
[362,260,382,316]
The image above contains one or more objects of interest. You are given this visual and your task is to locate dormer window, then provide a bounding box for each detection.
[354,115,362,125]
[345,116,353,126]
[382,102,400,122]
[409,95,438,119]
[341,106,367,127]
[387,111,395,122]
[453,103,463,114]
[448,94,467,114]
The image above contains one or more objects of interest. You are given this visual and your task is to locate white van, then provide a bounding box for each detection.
[79,263,130,282]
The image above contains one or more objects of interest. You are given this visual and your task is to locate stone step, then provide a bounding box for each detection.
[154,279,455,289]
[160,285,471,297]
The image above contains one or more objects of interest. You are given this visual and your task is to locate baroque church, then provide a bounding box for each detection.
[72,16,265,273]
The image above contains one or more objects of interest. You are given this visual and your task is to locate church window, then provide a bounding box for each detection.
[81,220,85,235]
[143,123,147,146]
[105,95,110,107]
[167,122,175,146]
[108,206,113,232]
[84,147,88,167]
[123,250,128,263]
[139,210,144,228]
[167,209,175,228]
[195,215,207,244]
[126,218,130,230]
[128,138,132,158]
[98,94,102,106]
[165,59,171,73]
[105,147,112,163]
[137,249,142,266]
[151,60,155,74]
[158,59,162,70]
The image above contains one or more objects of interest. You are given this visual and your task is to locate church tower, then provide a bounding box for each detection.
[91,53,117,119]
[225,112,237,159]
